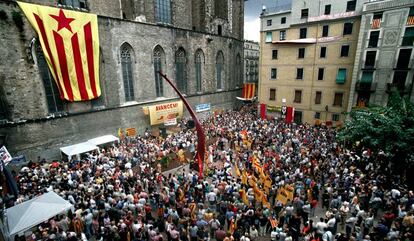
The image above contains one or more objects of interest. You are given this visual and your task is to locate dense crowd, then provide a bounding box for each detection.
[3,105,414,241]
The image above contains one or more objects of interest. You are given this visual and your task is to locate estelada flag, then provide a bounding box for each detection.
[18,1,101,101]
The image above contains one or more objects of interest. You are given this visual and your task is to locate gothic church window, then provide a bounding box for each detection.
[154,45,165,97]
[216,51,224,90]
[121,43,135,102]
[175,48,187,94]
[57,0,88,9]
[195,49,204,93]
[236,53,242,87]
[214,0,228,19]
[156,0,172,24]
[0,87,8,120]
[35,42,65,113]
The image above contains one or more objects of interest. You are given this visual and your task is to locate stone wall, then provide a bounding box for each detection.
[2,90,240,161]
[0,0,243,160]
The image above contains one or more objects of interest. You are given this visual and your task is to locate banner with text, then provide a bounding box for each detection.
[148,101,183,126]
[0,146,13,166]
[195,103,211,113]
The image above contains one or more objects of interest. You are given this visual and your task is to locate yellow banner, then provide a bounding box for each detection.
[276,185,295,205]
[235,162,241,177]
[241,170,248,185]
[18,1,100,101]
[125,127,136,136]
[148,101,183,125]
[240,189,249,206]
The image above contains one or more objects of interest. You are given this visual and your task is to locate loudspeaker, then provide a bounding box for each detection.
[187,120,195,129]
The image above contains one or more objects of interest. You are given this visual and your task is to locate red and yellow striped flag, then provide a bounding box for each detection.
[253,158,263,173]
[371,19,381,29]
[268,217,278,228]
[242,83,256,100]
[407,16,414,26]
[18,1,101,101]
[240,188,249,206]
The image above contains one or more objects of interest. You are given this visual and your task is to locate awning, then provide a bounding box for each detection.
[60,142,99,159]
[6,191,73,236]
[360,72,373,83]
[87,135,119,146]
[336,69,347,84]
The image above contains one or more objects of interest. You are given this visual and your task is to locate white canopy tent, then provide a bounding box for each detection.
[60,141,99,160]
[5,191,73,238]
[87,134,119,146]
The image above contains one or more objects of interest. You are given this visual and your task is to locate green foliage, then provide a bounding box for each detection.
[338,92,414,168]
[160,156,170,168]
[11,10,24,32]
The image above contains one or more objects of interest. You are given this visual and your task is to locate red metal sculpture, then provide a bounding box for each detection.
[158,71,205,179]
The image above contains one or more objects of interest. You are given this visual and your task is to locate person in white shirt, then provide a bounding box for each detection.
[327,216,336,234]
[322,228,333,241]
[207,191,217,205]
[316,218,328,236]
[270,228,278,241]
[240,233,250,241]
[249,226,259,241]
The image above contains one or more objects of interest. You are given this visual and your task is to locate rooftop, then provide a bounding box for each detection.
[261,3,292,16]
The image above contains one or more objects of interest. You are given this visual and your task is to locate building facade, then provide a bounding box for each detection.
[0,0,244,159]
[259,0,368,124]
[348,0,414,110]
[244,40,259,84]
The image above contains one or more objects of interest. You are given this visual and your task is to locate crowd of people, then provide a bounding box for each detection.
[2,105,414,241]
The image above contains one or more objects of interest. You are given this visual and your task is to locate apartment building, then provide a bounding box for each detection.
[259,0,368,124]
[244,40,260,84]
[348,0,414,110]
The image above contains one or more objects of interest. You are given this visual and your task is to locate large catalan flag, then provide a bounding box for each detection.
[237,83,256,101]
[242,83,256,100]
[18,1,101,101]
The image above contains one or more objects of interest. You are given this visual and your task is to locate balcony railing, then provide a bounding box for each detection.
[356,82,377,92]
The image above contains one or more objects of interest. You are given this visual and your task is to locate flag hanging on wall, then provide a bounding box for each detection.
[242,83,256,100]
[18,1,101,101]
[286,107,295,123]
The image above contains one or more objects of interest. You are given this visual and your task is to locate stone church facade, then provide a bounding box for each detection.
[0,0,244,160]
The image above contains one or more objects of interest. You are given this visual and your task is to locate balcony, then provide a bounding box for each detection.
[386,83,412,94]
[356,82,377,92]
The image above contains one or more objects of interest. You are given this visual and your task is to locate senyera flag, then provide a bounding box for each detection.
[236,83,256,101]
[242,83,255,100]
[18,1,101,101]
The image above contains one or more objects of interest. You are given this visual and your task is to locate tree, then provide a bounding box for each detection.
[338,92,414,173]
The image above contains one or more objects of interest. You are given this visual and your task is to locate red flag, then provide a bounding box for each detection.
[286,107,295,123]
[260,103,267,119]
